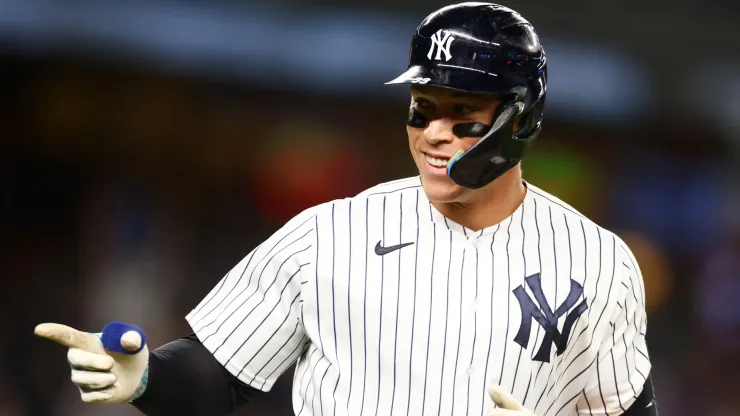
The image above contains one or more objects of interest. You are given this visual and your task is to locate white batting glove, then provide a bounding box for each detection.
[487,385,537,416]
[35,321,149,404]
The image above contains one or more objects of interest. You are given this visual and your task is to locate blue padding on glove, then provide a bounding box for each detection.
[101,321,147,355]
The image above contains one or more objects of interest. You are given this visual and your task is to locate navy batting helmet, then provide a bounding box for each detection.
[387,2,547,189]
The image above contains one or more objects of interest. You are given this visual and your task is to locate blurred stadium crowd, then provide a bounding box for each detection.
[1,1,739,415]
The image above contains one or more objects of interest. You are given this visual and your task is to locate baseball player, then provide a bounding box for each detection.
[35,3,657,415]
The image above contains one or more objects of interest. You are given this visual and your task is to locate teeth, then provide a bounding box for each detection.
[425,154,449,168]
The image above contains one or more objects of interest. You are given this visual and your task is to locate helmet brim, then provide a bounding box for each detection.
[385,64,505,94]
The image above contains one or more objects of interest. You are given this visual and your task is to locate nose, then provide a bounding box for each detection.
[424,118,456,145]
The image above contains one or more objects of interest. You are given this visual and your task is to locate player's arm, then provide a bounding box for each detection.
[577,241,657,415]
[130,333,259,414]
[35,206,317,414]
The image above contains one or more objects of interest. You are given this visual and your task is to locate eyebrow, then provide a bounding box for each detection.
[447,93,492,104]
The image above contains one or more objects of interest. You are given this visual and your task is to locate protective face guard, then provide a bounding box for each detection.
[447,101,528,189]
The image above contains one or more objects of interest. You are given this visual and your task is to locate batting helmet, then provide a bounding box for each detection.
[386,2,547,189]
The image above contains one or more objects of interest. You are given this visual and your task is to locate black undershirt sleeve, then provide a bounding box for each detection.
[130,334,259,416]
[622,374,658,416]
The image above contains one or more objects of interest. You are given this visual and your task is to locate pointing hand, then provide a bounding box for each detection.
[35,321,149,404]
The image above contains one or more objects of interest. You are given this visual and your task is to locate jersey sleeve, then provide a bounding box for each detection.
[184,207,317,392]
[577,241,652,415]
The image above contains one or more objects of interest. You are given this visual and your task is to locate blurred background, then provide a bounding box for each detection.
[1,0,739,415]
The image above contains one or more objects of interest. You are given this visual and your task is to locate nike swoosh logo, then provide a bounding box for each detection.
[374,241,414,256]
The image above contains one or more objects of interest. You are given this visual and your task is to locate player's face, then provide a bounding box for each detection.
[407,86,501,203]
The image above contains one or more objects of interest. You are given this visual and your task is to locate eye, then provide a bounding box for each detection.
[413,98,432,109]
[453,103,478,116]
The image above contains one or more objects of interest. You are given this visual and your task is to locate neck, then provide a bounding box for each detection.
[431,166,526,232]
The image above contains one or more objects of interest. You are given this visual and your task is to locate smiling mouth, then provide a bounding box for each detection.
[424,153,450,168]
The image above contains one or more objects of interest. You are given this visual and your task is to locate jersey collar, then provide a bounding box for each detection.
[424,180,532,239]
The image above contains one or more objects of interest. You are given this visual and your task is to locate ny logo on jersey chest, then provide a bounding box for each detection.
[512,273,588,363]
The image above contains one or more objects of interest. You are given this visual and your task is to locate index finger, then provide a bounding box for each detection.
[34,323,103,353]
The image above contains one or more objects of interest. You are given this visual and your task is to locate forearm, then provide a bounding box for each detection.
[131,334,258,416]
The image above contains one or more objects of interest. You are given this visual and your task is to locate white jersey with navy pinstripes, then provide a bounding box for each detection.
[185,176,652,416]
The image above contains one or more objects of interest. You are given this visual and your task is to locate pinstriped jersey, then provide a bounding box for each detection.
[185,176,651,416]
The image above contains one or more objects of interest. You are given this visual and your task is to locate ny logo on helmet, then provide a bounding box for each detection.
[427,29,455,61]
